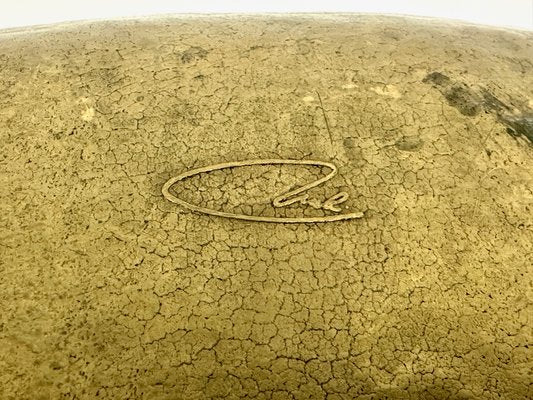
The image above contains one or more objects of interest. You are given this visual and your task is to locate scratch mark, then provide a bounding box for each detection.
[316,91,334,147]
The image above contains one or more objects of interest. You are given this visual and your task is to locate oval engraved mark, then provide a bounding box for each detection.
[162,159,364,223]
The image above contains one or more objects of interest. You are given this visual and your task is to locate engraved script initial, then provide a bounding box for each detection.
[162,159,364,223]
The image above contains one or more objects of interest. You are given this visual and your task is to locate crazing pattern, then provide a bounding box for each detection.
[0,15,532,400]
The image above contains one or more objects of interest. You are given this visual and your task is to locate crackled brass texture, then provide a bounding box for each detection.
[1,14,532,400]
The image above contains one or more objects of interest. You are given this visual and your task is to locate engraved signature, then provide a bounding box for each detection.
[162,159,364,223]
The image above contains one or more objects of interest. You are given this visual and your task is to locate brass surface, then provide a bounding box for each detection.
[0,14,532,400]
